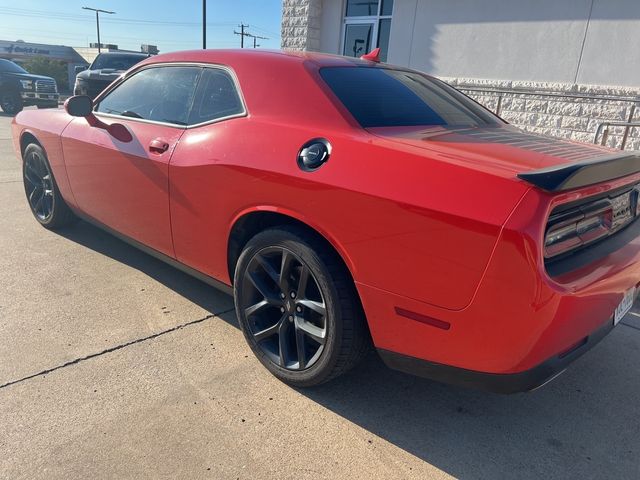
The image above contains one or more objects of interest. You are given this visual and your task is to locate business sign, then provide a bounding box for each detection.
[3,43,50,55]
[0,40,79,61]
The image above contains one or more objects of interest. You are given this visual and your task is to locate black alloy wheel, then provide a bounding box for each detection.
[24,146,55,222]
[22,143,76,228]
[242,246,328,370]
[234,226,370,387]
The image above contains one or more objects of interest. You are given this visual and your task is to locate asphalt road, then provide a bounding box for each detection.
[1,109,639,480]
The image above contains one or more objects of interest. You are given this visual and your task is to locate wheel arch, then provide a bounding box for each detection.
[227,207,358,287]
[19,130,43,157]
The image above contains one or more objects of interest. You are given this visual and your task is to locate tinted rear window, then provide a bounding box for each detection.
[320,67,499,128]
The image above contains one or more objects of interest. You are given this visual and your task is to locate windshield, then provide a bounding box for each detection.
[320,66,500,128]
[0,59,28,74]
[90,54,146,71]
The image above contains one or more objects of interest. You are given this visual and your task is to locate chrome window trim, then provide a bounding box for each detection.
[92,62,248,129]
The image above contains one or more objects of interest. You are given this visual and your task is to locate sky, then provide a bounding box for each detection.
[0,0,282,52]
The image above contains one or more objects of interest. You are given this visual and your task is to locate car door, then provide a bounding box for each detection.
[61,65,202,257]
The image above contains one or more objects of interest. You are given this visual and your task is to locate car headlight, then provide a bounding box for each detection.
[74,78,88,93]
[19,79,34,90]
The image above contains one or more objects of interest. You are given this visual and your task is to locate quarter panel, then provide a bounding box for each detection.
[169,118,528,310]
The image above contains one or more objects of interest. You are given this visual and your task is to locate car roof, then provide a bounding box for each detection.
[136,48,380,69]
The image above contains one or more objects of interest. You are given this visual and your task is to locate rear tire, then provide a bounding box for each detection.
[234,226,370,387]
[23,143,76,229]
[0,90,23,115]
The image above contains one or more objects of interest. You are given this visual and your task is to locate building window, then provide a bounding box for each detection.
[342,0,393,61]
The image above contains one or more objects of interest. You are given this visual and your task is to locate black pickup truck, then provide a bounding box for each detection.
[74,52,149,99]
[0,59,59,114]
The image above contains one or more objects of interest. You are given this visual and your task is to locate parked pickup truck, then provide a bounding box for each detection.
[74,52,149,99]
[0,59,59,114]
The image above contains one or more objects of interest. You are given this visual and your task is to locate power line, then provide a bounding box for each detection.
[0,7,240,28]
[250,25,279,37]
[0,6,280,50]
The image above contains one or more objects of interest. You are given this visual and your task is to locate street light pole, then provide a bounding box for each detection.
[82,6,115,53]
[202,0,206,49]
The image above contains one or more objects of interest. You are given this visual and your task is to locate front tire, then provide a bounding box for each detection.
[234,226,369,387]
[0,90,23,115]
[23,143,76,229]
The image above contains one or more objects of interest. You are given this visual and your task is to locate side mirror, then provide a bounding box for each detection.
[63,96,133,143]
[64,95,93,117]
[75,65,88,74]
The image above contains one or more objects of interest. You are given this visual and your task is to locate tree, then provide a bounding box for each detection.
[20,56,69,93]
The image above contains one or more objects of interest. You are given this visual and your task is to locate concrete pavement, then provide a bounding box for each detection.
[0,109,639,479]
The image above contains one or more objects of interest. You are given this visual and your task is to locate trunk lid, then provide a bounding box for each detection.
[367,124,639,191]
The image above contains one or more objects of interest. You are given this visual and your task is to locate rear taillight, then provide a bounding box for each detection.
[545,199,613,259]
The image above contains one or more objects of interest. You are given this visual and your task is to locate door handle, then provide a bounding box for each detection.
[149,138,170,154]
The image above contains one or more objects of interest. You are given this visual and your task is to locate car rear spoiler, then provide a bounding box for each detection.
[517,152,640,192]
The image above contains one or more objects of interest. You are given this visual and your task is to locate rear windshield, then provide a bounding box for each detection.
[320,66,500,128]
[91,54,146,71]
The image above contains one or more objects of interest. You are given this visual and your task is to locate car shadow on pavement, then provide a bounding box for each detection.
[56,220,640,480]
[54,220,239,328]
[295,330,640,480]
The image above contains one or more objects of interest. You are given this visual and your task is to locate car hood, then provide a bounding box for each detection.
[3,71,55,82]
[367,124,616,177]
[77,69,124,81]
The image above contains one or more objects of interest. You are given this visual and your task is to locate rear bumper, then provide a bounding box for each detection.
[356,177,640,387]
[378,317,615,394]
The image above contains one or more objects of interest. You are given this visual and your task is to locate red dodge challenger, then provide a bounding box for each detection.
[11,49,640,392]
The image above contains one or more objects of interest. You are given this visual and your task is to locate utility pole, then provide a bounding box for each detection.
[249,34,268,49]
[202,0,206,49]
[234,24,251,48]
[82,6,115,53]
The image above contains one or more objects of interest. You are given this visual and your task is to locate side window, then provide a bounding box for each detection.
[188,68,244,125]
[95,66,201,126]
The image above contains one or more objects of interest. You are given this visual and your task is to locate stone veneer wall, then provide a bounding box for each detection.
[440,78,640,151]
[281,0,322,51]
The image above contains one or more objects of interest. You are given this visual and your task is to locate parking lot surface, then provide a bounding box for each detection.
[1,109,639,479]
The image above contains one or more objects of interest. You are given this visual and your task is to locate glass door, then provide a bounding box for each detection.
[343,22,374,58]
[341,0,394,61]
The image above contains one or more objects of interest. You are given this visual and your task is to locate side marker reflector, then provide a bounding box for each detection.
[395,307,451,330]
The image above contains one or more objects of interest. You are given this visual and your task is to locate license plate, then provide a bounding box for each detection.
[614,287,636,325]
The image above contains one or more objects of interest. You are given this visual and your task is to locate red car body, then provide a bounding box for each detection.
[11,49,640,392]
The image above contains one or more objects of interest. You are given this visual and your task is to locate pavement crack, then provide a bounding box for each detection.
[620,321,640,332]
[0,307,235,390]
